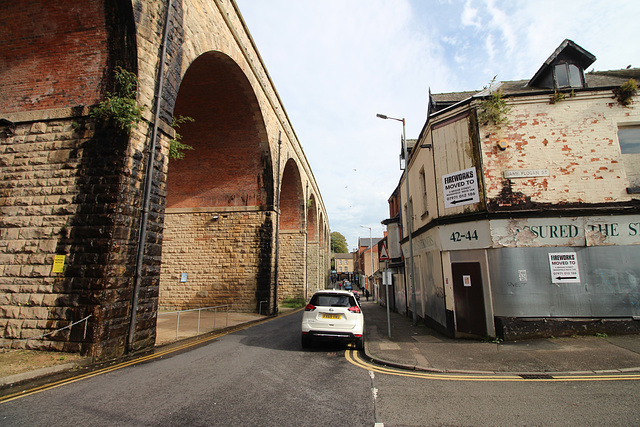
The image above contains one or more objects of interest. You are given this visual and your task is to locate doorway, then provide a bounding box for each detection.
[452,262,487,336]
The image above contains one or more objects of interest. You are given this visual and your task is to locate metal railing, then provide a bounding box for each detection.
[157,305,229,341]
[0,315,92,349]
[259,300,268,315]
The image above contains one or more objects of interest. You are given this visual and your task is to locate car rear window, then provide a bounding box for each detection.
[310,294,355,308]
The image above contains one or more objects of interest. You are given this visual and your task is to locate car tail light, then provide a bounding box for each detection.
[348,306,361,313]
[305,303,316,311]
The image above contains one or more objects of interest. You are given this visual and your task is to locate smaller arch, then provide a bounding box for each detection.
[307,194,318,241]
[279,159,304,231]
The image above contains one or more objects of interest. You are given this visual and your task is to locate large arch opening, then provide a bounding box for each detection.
[158,51,274,315]
[278,159,305,301]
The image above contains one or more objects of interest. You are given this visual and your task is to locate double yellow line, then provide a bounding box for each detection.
[345,349,640,382]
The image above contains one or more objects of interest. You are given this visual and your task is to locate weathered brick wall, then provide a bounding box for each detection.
[278,230,306,301]
[0,1,108,113]
[159,209,274,312]
[481,93,640,208]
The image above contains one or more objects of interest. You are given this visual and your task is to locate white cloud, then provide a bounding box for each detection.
[461,0,481,28]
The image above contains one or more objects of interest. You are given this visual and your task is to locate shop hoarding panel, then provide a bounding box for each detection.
[489,246,640,317]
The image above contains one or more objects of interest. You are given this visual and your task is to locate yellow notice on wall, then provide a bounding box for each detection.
[52,255,66,273]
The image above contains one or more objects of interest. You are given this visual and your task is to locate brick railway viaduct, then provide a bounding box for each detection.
[0,0,330,359]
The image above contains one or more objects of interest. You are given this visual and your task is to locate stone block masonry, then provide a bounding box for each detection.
[159,209,275,312]
[278,230,306,301]
[0,108,168,358]
[306,242,320,298]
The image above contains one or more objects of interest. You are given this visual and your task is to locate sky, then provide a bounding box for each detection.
[235,0,640,252]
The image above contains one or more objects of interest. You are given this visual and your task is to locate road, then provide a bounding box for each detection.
[2,310,640,426]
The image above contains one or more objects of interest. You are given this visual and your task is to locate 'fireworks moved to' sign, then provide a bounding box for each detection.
[442,167,480,208]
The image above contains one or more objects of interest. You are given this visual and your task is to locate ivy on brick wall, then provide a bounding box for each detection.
[478,77,511,127]
[168,115,195,160]
[90,66,145,134]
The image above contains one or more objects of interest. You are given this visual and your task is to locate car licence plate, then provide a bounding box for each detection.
[322,313,341,320]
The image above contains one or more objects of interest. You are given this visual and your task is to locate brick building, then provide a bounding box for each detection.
[333,253,355,276]
[358,236,383,298]
[391,40,640,339]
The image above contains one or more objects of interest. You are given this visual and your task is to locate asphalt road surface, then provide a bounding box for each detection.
[1,311,374,426]
[2,310,640,426]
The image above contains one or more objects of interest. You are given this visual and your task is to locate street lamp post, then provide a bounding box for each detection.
[376,113,417,326]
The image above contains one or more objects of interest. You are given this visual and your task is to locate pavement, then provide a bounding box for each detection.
[3,300,640,389]
[360,300,640,375]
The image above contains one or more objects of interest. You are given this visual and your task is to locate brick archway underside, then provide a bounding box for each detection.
[166,51,270,208]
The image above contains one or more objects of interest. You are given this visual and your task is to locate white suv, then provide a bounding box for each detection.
[301,290,364,350]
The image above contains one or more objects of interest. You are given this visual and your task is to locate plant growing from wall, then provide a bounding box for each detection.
[90,66,145,134]
[168,115,195,160]
[613,78,638,106]
[550,89,575,104]
[478,78,511,127]
[551,91,566,104]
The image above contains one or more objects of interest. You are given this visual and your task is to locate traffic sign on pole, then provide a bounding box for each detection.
[379,241,390,261]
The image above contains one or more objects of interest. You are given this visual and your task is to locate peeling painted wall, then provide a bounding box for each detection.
[480,92,640,209]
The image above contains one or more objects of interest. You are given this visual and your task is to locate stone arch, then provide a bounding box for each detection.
[0,0,329,359]
[280,159,304,230]
[158,50,274,313]
[307,194,318,241]
[277,159,305,301]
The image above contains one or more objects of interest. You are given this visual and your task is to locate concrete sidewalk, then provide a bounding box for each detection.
[361,300,640,375]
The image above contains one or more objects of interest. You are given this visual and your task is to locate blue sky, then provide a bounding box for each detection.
[235,0,640,251]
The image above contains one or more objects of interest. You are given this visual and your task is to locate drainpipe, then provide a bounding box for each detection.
[273,132,282,314]
[128,0,173,352]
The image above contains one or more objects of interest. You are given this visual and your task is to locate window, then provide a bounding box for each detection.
[618,126,640,190]
[403,198,414,233]
[619,127,640,154]
[311,294,354,308]
[419,167,428,216]
[403,202,408,235]
[554,63,583,89]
